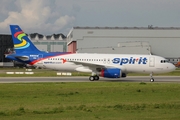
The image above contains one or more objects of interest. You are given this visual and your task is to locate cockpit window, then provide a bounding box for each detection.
[161,59,169,63]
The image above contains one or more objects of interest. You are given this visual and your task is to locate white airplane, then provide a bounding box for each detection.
[6,25,176,82]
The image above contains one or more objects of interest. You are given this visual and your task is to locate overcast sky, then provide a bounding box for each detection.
[0,0,180,35]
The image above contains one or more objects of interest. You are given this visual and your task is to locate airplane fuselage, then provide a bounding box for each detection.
[29,53,175,74]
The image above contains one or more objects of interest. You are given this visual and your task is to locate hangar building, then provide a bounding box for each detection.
[67,26,180,65]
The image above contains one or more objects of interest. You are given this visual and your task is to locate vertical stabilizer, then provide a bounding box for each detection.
[10,25,40,53]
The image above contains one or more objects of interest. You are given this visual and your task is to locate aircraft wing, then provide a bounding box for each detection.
[69,61,126,72]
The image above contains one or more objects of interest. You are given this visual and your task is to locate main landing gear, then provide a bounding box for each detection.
[89,75,99,81]
[150,73,154,82]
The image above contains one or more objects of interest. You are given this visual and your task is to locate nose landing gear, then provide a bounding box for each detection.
[150,73,154,82]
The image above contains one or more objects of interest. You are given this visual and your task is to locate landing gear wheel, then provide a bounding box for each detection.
[94,76,99,81]
[89,76,99,81]
[150,73,154,82]
[150,78,154,82]
[89,76,95,81]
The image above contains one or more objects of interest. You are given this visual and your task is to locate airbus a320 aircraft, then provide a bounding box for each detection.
[6,25,175,82]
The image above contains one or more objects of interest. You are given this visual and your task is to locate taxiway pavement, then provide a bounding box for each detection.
[0,76,180,83]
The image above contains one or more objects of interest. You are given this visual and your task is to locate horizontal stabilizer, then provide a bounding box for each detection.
[15,56,29,61]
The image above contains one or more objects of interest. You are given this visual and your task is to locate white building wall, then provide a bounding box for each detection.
[67,27,180,58]
[51,45,64,52]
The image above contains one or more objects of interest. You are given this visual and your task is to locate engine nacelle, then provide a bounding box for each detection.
[99,68,123,78]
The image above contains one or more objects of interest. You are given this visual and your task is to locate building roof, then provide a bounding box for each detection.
[73,26,180,30]
[27,33,66,40]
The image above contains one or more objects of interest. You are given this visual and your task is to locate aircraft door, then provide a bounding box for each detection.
[149,57,155,67]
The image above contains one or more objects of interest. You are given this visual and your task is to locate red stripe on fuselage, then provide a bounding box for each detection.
[29,53,72,65]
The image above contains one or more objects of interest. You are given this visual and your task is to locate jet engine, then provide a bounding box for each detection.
[99,68,126,78]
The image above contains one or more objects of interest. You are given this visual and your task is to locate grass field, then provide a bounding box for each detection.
[0,82,180,120]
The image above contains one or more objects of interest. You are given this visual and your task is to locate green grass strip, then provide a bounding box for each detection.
[0,82,179,120]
